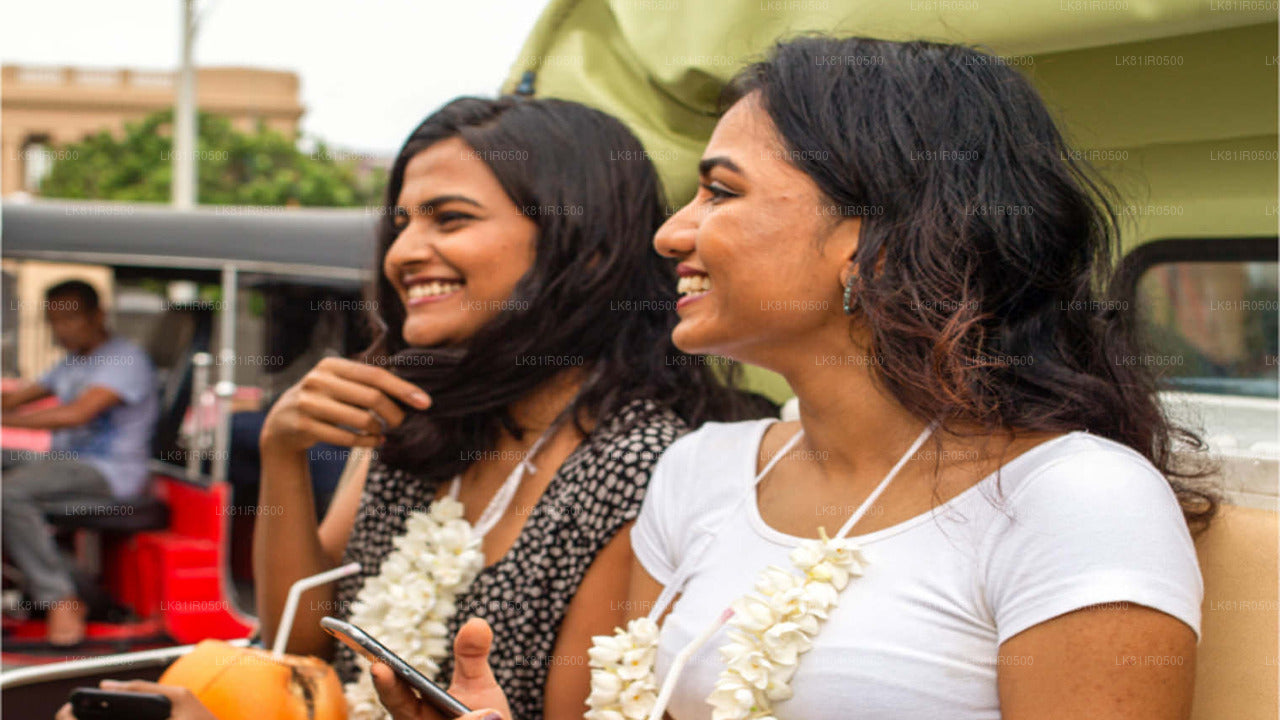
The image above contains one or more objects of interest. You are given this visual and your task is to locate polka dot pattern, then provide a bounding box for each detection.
[332,399,685,719]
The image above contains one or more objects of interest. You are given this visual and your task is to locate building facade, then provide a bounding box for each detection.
[2,64,305,196]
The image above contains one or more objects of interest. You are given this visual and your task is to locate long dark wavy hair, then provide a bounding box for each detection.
[364,96,774,482]
[726,36,1216,529]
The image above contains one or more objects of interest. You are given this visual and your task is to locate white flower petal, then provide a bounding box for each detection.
[586,670,622,705]
[619,680,657,717]
[617,647,656,680]
[788,542,825,570]
[588,639,624,667]
[626,617,660,646]
[732,596,780,634]
[707,681,757,720]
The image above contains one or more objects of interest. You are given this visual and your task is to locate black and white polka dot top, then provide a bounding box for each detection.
[332,398,686,720]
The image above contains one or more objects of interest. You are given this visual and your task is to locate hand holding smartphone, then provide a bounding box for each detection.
[321,616,472,718]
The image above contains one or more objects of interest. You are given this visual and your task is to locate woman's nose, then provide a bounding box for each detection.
[385,224,437,267]
[654,201,698,258]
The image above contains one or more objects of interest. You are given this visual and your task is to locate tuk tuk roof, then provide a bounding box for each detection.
[502,0,1277,404]
[1,200,376,284]
[504,0,1276,205]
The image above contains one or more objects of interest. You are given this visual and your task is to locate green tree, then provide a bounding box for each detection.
[40,110,385,207]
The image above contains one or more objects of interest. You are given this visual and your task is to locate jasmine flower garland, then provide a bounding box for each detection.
[707,528,864,719]
[586,527,864,720]
[344,496,485,720]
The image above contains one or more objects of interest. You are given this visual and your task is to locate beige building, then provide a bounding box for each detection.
[1,64,305,196]
[1,64,305,378]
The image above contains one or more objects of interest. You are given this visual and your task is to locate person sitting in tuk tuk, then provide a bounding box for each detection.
[2,279,159,646]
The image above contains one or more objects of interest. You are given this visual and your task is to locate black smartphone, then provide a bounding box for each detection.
[69,688,172,720]
[321,616,472,718]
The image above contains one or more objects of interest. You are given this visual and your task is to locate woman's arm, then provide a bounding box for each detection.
[254,356,428,657]
[997,603,1197,719]
[317,448,371,561]
[626,548,667,623]
[543,520,642,718]
[254,445,370,657]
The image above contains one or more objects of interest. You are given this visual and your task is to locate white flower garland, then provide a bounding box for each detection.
[586,617,661,720]
[343,497,485,720]
[587,528,863,720]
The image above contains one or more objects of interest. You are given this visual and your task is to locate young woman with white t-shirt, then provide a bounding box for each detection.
[373,37,1215,720]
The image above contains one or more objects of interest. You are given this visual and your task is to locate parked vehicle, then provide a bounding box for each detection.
[0,200,375,681]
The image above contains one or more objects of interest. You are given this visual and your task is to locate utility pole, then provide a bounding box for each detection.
[171,0,198,209]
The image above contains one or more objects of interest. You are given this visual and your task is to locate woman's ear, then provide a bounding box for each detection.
[832,219,864,316]
[826,215,861,266]
[838,254,860,288]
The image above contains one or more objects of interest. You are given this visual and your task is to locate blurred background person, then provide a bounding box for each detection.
[1,279,158,645]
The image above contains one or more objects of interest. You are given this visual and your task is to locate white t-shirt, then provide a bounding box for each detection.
[632,419,1202,719]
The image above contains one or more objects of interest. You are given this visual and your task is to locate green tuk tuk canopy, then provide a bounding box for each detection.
[500,0,1277,402]
[502,0,1275,232]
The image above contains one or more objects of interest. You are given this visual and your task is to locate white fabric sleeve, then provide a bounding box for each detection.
[982,446,1204,645]
[630,430,700,586]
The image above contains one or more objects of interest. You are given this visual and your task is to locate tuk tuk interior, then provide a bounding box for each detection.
[1,201,376,680]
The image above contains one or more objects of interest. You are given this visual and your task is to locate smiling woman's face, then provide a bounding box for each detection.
[654,94,860,369]
[383,137,538,347]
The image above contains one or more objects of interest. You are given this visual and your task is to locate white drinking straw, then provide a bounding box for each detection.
[272,562,362,657]
[646,607,735,720]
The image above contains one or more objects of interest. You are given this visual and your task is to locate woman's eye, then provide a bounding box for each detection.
[701,182,737,203]
[391,207,409,231]
[435,211,474,227]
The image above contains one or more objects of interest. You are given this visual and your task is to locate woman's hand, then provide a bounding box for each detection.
[372,618,513,720]
[260,356,431,454]
[55,680,216,720]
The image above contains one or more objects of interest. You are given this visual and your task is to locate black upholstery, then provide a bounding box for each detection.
[148,306,214,463]
[41,495,169,533]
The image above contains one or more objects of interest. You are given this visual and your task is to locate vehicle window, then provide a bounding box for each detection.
[113,280,169,352]
[1129,240,1278,399]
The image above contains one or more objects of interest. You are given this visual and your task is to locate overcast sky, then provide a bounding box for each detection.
[0,0,547,155]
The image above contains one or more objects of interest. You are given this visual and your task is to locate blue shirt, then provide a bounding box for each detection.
[39,336,158,498]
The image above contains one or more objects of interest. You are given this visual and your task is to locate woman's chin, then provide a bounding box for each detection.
[670,319,724,357]
[401,319,454,348]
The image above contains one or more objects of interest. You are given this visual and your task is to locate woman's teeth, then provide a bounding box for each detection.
[407,281,463,300]
[677,275,711,296]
